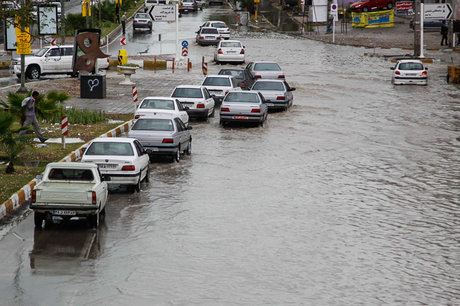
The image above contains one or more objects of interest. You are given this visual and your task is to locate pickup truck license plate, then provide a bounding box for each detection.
[233,116,248,120]
[53,210,76,216]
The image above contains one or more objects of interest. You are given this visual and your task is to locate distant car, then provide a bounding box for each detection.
[135,97,189,126]
[218,68,255,90]
[201,21,230,39]
[410,19,445,30]
[133,13,152,33]
[350,0,394,12]
[171,85,216,120]
[128,117,192,163]
[180,0,197,12]
[214,40,245,64]
[245,61,285,80]
[391,59,428,85]
[208,0,224,5]
[81,137,150,193]
[219,91,268,126]
[196,27,222,45]
[195,0,204,10]
[250,79,295,111]
[201,75,242,103]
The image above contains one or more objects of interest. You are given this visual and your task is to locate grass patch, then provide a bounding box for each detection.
[0,113,133,204]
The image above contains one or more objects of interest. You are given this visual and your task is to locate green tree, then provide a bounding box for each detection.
[0,112,30,174]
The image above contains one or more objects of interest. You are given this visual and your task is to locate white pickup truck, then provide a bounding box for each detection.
[11,45,110,80]
[30,162,109,228]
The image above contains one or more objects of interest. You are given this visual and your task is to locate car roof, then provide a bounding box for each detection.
[253,79,285,83]
[251,61,279,64]
[397,59,424,64]
[47,162,98,169]
[220,40,241,43]
[137,115,177,120]
[204,74,233,78]
[174,85,203,89]
[201,27,218,30]
[219,68,244,71]
[207,21,227,24]
[90,137,136,143]
[141,96,175,101]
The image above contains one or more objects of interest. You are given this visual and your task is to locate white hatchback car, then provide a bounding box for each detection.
[135,97,189,126]
[391,59,428,85]
[214,40,245,64]
[201,75,242,103]
[201,21,230,39]
[81,137,150,193]
[170,85,216,121]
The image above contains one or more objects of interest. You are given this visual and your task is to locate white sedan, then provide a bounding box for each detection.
[81,137,150,193]
[201,21,230,39]
[219,91,268,126]
[391,59,428,85]
[201,75,242,104]
[170,85,216,121]
[135,96,189,126]
[214,40,245,64]
[245,61,285,80]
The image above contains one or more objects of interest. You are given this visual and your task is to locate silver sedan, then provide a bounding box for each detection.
[245,61,285,79]
[250,79,295,111]
[127,117,192,163]
[219,91,268,126]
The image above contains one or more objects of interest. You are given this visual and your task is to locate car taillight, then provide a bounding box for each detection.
[254,75,261,78]
[92,191,96,204]
[240,49,245,54]
[162,138,174,143]
[251,108,260,113]
[197,103,205,108]
[32,190,36,203]
[217,36,221,40]
[199,36,204,39]
[421,71,427,76]
[395,70,401,75]
[121,165,136,171]
[218,48,223,54]
[134,114,143,119]
[107,58,110,63]
[278,75,285,79]
[276,96,285,100]
[148,20,152,24]
[225,90,229,95]
[221,107,229,112]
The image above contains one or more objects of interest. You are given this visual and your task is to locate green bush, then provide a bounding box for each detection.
[46,108,105,125]
[65,14,87,36]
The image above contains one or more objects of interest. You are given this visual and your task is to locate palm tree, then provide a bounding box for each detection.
[0,111,30,173]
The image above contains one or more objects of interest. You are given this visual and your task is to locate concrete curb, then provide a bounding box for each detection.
[0,120,133,221]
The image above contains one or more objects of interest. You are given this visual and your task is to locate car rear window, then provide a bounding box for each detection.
[136,13,149,18]
[398,63,424,70]
[140,99,175,110]
[219,69,243,78]
[254,63,281,71]
[252,82,285,91]
[224,92,260,103]
[221,42,241,48]
[212,22,227,28]
[172,88,203,98]
[132,119,174,131]
[48,168,94,181]
[203,77,231,86]
[201,28,218,34]
[85,142,134,156]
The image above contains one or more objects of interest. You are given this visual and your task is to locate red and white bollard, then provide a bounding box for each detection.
[61,115,68,149]
[202,56,207,76]
[132,85,138,114]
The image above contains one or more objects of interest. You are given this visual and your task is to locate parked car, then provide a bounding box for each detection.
[10,45,109,79]
[391,59,428,85]
[218,68,255,90]
[214,40,245,64]
[201,21,230,39]
[30,162,109,228]
[196,27,222,46]
[128,117,192,162]
[171,85,216,120]
[201,75,241,103]
[250,79,295,111]
[81,137,150,193]
[135,97,189,126]
[350,0,394,12]
[133,13,152,33]
[180,0,197,13]
[245,61,285,80]
[219,91,268,126]
[410,19,446,30]
[209,0,224,5]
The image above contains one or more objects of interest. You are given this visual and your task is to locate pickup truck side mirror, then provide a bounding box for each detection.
[425,67,428,70]
[101,175,111,182]
[81,147,87,153]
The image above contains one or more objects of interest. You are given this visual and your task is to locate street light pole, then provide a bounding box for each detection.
[60,0,65,44]
[413,0,421,57]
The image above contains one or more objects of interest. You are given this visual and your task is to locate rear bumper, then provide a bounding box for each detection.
[186,108,209,119]
[104,172,141,185]
[393,77,427,85]
[30,203,100,215]
[197,39,220,45]
[133,23,152,29]
[144,145,179,155]
[265,100,289,109]
[216,54,244,62]
[220,113,264,123]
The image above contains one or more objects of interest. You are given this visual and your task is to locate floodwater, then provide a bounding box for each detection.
[1,4,459,306]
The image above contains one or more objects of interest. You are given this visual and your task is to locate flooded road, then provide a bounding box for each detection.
[1,4,459,306]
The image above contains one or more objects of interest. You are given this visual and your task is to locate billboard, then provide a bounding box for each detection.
[352,10,395,28]
[38,5,58,35]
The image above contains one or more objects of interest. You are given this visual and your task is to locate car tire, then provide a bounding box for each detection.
[135,177,141,192]
[144,167,150,183]
[88,212,100,228]
[386,3,393,9]
[175,148,181,162]
[362,7,368,12]
[210,107,215,117]
[34,212,44,229]
[186,141,192,155]
[27,65,40,80]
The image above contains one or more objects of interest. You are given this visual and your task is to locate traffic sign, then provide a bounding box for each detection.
[120,37,126,46]
[50,38,56,46]
[182,40,188,48]
[182,47,188,57]
[330,3,337,12]
[149,5,176,22]
[424,3,452,20]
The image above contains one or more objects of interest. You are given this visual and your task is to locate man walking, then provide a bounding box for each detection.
[19,91,47,143]
[440,22,448,46]
[121,12,127,35]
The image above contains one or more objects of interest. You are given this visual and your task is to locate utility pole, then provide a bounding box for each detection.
[17,0,28,93]
[413,0,421,57]
[60,0,65,44]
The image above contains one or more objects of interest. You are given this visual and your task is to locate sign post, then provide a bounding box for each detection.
[148,4,178,58]
[331,3,338,43]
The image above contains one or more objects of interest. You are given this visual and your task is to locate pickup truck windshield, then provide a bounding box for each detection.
[48,168,94,181]
[35,47,49,57]
[85,142,135,156]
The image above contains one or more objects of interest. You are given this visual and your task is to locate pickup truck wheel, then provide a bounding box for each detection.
[27,65,40,80]
[34,212,44,228]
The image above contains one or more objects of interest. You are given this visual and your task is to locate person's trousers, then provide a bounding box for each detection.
[441,35,448,45]
[122,21,126,35]
[19,115,46,142]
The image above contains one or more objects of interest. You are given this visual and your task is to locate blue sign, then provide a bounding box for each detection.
[182,40,188,47]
